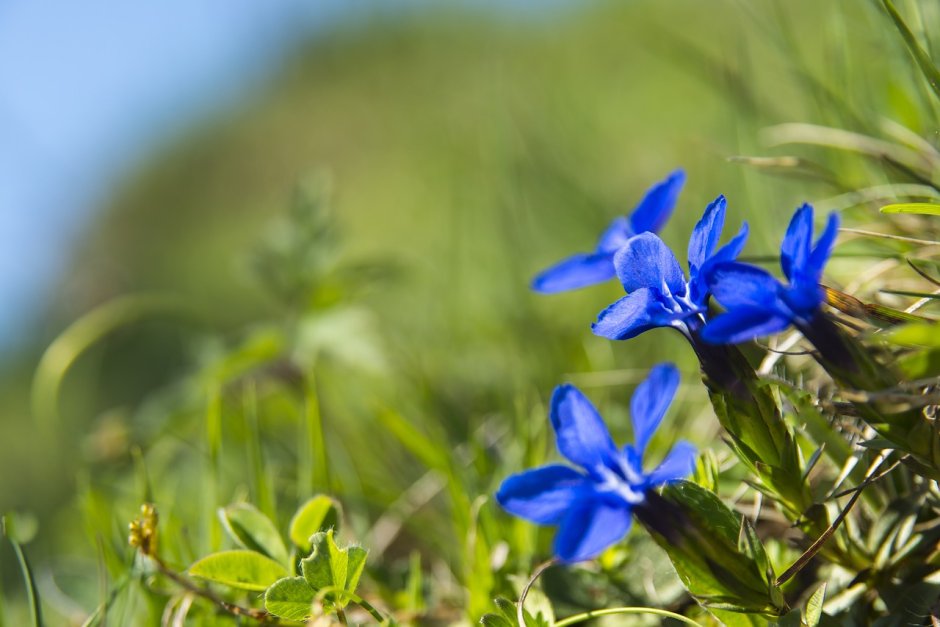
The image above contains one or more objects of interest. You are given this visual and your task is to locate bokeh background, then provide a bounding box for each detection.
[1,0,930,623]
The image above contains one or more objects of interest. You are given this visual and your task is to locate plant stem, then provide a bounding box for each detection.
[554,607,704,627]
[150,555,277,624]
[517,558,556,626]
[206,385,223,552]
[775,453,894,586]
[352,596,389,624]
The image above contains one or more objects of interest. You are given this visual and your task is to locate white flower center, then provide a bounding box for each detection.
[595,465,645,505]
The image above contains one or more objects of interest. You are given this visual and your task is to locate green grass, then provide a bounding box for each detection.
[3,0,940,624]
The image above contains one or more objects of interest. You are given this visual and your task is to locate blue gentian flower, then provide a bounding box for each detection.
[495,364,696,562]
[701,203,839,345]
[591,195,748,341]
[531,170,686,293]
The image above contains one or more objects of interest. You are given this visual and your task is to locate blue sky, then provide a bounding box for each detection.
[0,0,359,347]
[0,0,575,348]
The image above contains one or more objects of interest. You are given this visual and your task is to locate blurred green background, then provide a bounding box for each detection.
[2,0,933,623]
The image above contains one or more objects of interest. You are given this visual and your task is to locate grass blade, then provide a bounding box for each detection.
[882,0,940,102]
[2,517,42,627]
[881,202,940,216]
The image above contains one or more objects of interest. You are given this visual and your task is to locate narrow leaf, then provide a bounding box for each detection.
[882,0,940,102]
[880,202,940,216]
[3,516,42,627]
[802,582,826,626]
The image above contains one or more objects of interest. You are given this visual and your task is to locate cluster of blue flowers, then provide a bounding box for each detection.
[498,170,839,562]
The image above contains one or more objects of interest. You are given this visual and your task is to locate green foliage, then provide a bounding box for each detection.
[479,596,551,627]
[288,496,341,552]
[6,1,940,626]
[219,503,289,565]
[263,577,316,622]
[636,482,785,616]
[802,583,826,627]
[188,550,289,592]
[299,529,367,610]
[880,202,940,215]
[881,0,940,101]
[2,516,41,627]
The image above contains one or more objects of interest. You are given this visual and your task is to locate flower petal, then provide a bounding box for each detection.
[709,221,749,266]
[628,169,686,235]
[553,496,633,562]
[531,252,615,293]
[644,441,697,487]
[496,465,591,524]
[596,217,633,254]
[780,204,813,282]
[629,363,680,457]
[708,262,784,310]
[687,195,726,274]
[781,282,823,318]
[700,306,792,345]
[591,288,672,341]
[613,233,686,295]
[550,384,618,473]
[806,211,839,283]
[689,221,749,306]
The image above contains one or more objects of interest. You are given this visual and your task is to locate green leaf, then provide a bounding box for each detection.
[802,582,826,626]
[635,483,784,614]
[880,202,940,216]
[264,577,316,621]
[402,551,425,614]
[189,550,288,591]
[883,322,940,348]
[480,614,514,627]
[300,529,368,609]
[301,530,347,591]
[3,516,42,627]
[219,503,289,565]
[882,0,940,102]
[898,348,940,379]
[709,608,769,626]
[289,496,341,552]
[345,546,368,595]
[506,576,555,626]
[487,597,549,627]
[737,517,773,588]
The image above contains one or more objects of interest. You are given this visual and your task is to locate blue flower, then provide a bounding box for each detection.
[531,170,686,293]
[591,195,748,341]
[701,203,839,345]
[495,364,696,562]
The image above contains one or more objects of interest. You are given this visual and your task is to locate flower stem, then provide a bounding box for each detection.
[150,554,277,623]
[517,558,556,626]
[554,607,704,627]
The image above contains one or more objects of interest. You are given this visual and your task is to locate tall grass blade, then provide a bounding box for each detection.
[243,382,274,518]
[31,294,191,430]
[2,517,42,627]
[882,0,940,102]
[206,385,223,551]
[301,372,330,496]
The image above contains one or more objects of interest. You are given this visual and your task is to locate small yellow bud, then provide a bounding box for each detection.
[128,503,158,556]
